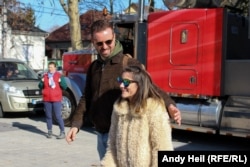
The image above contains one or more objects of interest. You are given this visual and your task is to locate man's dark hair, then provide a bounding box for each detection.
[90,20,113,37]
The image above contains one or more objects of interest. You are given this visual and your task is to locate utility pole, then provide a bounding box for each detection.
[0,0,7,59]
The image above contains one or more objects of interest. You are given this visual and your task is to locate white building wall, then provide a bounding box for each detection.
[7,33,45,71]
[0,25,46,71]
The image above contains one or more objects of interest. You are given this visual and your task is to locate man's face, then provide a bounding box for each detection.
[92,27,115,59]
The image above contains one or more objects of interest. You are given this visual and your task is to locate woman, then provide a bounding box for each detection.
[38,62,67,139]
[101,66,173,167]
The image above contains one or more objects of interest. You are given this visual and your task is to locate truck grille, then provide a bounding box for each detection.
[23,89,42,97]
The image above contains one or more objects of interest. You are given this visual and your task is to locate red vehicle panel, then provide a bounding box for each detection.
[147,8,223,96]
[62,50,93,75]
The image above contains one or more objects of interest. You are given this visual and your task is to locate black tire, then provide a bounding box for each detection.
[53,90,76,127]
[0,104,4,118]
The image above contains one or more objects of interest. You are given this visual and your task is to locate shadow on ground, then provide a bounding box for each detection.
[12,121,47,137]
[3,111,97,136]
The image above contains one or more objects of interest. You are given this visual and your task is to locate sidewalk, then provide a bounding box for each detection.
[0,113,100,167]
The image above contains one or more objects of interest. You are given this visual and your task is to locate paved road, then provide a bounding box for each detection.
[0,113,100,167]
[0,112,249,167]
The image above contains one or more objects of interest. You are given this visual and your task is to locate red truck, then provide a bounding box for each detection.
[62,0,250,138]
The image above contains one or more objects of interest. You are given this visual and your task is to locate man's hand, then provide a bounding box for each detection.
[168,104,181,126]
[66,127,78,144]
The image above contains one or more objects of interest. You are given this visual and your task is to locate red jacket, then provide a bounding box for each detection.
[42,72,62,102]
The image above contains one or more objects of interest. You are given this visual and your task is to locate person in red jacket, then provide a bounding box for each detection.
[38,62,67,139]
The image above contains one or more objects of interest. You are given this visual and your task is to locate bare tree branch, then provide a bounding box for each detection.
[59,0,68,14]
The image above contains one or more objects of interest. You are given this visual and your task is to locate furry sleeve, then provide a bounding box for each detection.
[148,102,174,167]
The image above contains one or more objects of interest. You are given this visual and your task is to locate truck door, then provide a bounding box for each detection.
[147,10,203,95]
[147,9,223,97]
[169,23,199,91]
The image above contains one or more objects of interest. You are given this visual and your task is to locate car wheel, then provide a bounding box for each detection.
[56,90,76,127]
[0,104,5,118]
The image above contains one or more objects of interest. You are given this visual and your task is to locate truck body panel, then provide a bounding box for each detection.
[147,8,223,97]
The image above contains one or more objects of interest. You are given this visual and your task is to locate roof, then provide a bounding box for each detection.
[46,10,112,42]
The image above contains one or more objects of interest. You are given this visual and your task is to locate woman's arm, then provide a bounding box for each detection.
[149,103,174,167]
[59,76,67,90]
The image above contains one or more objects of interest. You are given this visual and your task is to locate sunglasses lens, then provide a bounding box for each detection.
[96,39,113,46]
[117,77,122,83]
[96,42,103,46]
[123,79,130,87]
[105,40,112,45]
[117,77,131,87]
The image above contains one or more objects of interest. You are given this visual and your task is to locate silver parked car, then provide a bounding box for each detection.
[0,58,43,117]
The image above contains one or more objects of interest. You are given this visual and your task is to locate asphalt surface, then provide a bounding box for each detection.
[0,112,100,167]
[2,112,248,167]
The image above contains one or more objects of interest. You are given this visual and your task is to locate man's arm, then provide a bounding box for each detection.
[71,95,86,129]
[66,62,94,144]
[66,95,86,144]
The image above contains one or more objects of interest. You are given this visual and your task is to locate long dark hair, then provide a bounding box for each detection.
[119,66,164,113]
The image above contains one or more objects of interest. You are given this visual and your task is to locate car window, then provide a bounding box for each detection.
[0,62,38,80]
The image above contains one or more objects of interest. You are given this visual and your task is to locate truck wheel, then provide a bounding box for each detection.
[60,90,76,127]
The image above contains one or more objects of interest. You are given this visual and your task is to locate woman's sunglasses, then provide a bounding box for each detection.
[117,77,137,88]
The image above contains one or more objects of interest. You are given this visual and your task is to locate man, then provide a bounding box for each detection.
[66,20,181,160]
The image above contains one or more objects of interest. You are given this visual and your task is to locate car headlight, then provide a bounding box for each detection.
[3,84,23,95]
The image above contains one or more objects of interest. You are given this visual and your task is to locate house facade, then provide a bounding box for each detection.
[0,7,48,71]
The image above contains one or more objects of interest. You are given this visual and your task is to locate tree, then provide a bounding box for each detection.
[149,0,155,12]
[59,0,83,50]
[4,0,36,31]
[25,7,36,26]
[58,0,118,50]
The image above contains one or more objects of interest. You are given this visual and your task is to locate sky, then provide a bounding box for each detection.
[18,0,166,32]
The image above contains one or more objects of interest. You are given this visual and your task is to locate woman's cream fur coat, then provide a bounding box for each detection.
[101,98,173,167]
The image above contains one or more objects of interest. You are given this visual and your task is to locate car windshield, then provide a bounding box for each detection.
[0,61,38,80]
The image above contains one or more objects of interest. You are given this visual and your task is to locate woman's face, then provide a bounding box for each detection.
[119,72,138,100]
[48,64,56,73]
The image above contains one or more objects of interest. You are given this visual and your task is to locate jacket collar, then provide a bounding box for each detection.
[113,98,157,117]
